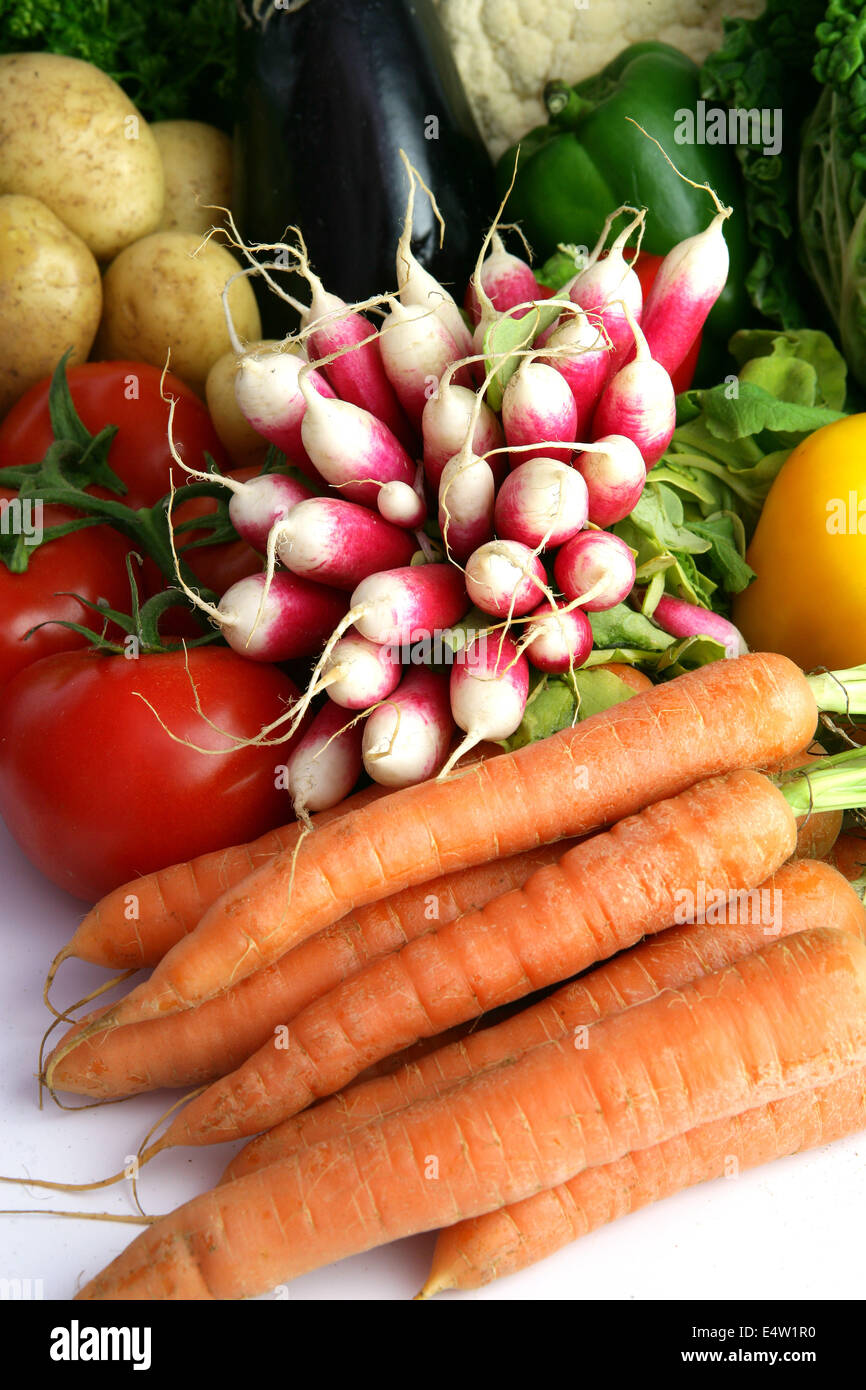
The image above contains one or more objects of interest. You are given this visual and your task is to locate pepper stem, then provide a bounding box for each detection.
[543,81,595,128]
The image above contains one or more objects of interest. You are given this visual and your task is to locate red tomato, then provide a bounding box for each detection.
[632,252,702,393]
[0,648,303,901]
[0,489,132,690]
[0,362,228,509]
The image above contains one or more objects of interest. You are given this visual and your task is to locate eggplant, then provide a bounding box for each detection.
[234,0,495,333]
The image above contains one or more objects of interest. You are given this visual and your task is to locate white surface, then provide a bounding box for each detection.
[1,812,864,1302]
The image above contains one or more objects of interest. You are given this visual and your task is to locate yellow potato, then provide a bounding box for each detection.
[0,195,102,417]
[152,121,233,236]
[0,53,164,262]
[205,342,281,469]
[94,232,262,395]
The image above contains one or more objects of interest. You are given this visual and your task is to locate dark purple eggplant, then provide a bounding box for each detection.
[234,0,495,333]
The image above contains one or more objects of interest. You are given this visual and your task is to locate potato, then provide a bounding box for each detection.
[151,121,233,236]
[205,342,280,469]
[0,53,164,262]
[0,196,102,417]
[94,232,262,395]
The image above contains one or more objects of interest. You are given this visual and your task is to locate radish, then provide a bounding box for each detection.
[569,208,645,370]
[395,154,476,362]
[225,472,313,553]
[362,666,453,787]
[233,347,333,482]
[295,273,415,450]
[465,232,540,323]
[421,374,504,491]
[321,633,403,709]
[465,540,549,618]
[438,449,496,562]
[522,601,593,673]
[377,479,427,530]
[575,434,647,527]
[441,633,530,775]
[640,591,747,658]
[378,297,469,427]
[501,357,578,467]
[269,497,415,591]
[553,530,636,612]
[285,701,364,822]
[540,309,611,435]
[639,208,731,376]
[188,569,348,663]
[591,303,676,470]
[349,563,469,648]
[494,455,589,550]
[297,368,415,506]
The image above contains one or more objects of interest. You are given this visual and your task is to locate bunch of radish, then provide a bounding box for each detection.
[169,170,735,812]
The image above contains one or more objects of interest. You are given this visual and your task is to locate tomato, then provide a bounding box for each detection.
[0,489,132,690]
[632,251,702,394]
[0,362,228,509]
[0,648,304,901]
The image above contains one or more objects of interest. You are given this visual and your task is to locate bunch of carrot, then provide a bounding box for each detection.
[24,652,866,1298]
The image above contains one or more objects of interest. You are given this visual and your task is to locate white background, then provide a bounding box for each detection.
[1,813,864,1302]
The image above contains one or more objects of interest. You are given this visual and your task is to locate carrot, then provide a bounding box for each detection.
[51,783,390,977]
[600,662,654,693]
[421,1069,866,1295]
[143,766,799,1155]
[48,841,575,1097]
[825,829,866,882]
[220,858,866,1181]
[69,653,819,1044]
[76,928,866,1300]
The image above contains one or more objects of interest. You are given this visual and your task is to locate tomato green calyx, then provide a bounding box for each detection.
[26,552,222,657]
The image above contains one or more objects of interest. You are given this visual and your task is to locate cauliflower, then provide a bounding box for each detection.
[436,0,766,158]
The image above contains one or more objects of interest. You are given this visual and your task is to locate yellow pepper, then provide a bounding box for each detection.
[733,414,866,671]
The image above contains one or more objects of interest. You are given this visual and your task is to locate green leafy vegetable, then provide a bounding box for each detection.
[0,0,237,126]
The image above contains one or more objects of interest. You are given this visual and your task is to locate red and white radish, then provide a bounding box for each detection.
[285,701,364,821]
[297,368,415,505]
[297,274,415,450]
[378,297,469,427]
[522,601,593,673]
[377,479,427,530]
[321,633,403,709]
[362,666,453,787]
[640,209,731,376]
[494,455,588,550]
[465,232,540,323]
[442,633,529,774]
[438,449,496,562]
[193,570,348,663]
[642,591,747,658]
[501,357,578,467]
[591,304,676,469]
[226,472,314,553]
[233,347,333,482]
[421,375,504,491]
[575,434,647,527]
[540,309,611,434]
[465,539,548,618]
[569,208,645,370]
[350,562,469,648]
[269,497,415,591]
[553,530,636,612]
[395,157,476,362]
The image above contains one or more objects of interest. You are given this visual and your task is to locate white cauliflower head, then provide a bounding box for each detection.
[436,0,766,158]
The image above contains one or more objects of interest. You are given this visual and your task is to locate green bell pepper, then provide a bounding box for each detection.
[497,42,751,361]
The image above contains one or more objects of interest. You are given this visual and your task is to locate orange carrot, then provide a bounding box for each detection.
[600,663,654,693]
[825,829,866,882]
[75,929,866,1300]
[144,766,798,1155]
[53,783,390,976]
[421,1069,866,1295]
[48,841,575,1097]
[75,653,818,1041]
[220,858,865,1181]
